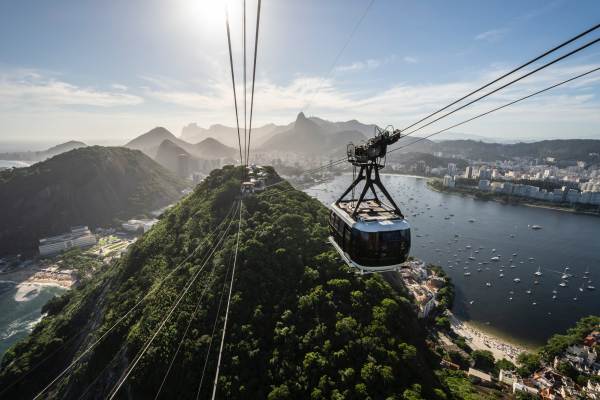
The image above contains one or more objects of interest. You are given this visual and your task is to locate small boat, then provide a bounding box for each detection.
[552,290,557,294]
[559,281,567,287]
[526,289,532,294]
[469,300,474,304]
[492,249,496,253]
[509,297,513,301]
[468,219,476,223]
[534,267,542,276]
[464,272,471,276]
[512,253,517,257]
[530,225,542,230]
[588,285,596,290]
[486,282,491,287]
[477,268,482,272]
[499,273,504,278]
[466,245,472,249]
[491,256,500,261]
[510,265,516,269]
[552,295,557,300]
[513,278,521,283]
[532,302,537,305]
[510,234,515,238]
[534,280,539,285]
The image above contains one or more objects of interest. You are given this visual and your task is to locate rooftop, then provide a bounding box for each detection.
[337,199,402,222]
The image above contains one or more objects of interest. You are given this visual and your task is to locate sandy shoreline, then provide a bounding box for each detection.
[449,312,529,362]
[1,265,74,302]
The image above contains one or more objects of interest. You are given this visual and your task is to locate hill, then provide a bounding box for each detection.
[125,127,184,158]
[261,113,368,154]
[433,139,600,162]
[194,137,238,159]
[126,127,237,163]
[154,139,198,177]
[181,123,289,148]
[0,146,187,256]
[0,166,450,399]
[0,141,87,163]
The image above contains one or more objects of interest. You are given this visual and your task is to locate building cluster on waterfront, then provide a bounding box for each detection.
[500,330,600,399]
[38,226,97,257]
[399,260,446,318]
[440,159,600,206]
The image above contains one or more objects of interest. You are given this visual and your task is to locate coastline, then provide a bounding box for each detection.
[0,265,74,302]
[425,179,600,217]
[448,311,531,362]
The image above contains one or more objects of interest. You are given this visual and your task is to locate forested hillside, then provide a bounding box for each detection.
[0,146,187,256]
[0,166,452,399]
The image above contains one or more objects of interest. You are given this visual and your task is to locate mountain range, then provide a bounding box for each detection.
[0,146,187,256]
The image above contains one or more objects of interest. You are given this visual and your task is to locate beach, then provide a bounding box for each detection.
[448,312,528,362]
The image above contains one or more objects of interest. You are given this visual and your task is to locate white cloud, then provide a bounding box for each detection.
[0,70,143,109]
[403,56,418,64]
[475,28,509,42]
[336,58,382,72]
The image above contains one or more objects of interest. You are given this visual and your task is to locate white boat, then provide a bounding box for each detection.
[499,273,504,278]
[532,302,537,305]
[530,225,542,230]
[552,295,557,300]
[559,281,567,287]
[512,253,517,257]
[491,256,500,261]
[464,272,471,276]
[513,278,521,283]
[526,289,532,294]
[534,280,539,285]
[492,248,496,253]
[588,285,596,290]
[486,282,491,287]
[534,267,542,276]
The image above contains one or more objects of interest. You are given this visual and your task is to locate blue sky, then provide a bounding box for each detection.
[0,0,599,146]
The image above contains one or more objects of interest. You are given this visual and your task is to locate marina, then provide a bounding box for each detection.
[306,174,600,347]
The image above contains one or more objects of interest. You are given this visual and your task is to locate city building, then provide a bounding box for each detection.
[122,219,158,233]
[464,166,474,179]
[468,368,492,383]
[499,370,517,386]
[447,163,457,176]
[443,175,455,188]
[39,226,97,257]
[478,179,490,191]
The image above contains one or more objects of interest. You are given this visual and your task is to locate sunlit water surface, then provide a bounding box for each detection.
[305,174,600,347]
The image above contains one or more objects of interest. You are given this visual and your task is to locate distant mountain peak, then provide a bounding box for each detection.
[296,112,307,122]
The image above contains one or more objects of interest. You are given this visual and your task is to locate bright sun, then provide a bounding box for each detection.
[179,0,228,33]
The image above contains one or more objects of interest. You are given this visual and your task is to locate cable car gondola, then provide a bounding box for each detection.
[329,127,411,273]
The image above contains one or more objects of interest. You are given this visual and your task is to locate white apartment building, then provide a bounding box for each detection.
[39,226,97,257]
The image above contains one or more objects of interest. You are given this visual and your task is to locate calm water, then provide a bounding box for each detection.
[306,174,600,348]
[0,282,65,356]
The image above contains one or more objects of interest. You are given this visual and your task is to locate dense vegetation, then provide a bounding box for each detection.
[0,166,468,399]
[0,146,187,256]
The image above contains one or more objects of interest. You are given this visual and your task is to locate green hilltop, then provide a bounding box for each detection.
[0,146,187,256]
[0,166,455,399]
